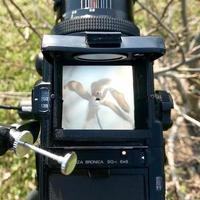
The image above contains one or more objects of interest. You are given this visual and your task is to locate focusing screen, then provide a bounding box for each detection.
[62,65,134,130]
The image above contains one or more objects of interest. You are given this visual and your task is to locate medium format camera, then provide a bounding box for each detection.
[0,0,174,200]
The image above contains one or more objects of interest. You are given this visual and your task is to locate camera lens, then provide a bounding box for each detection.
[53,0,139,36]
[64,0,132,21]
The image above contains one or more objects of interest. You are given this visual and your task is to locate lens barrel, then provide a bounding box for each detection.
[53,0,139,36]
[63,0,134,21]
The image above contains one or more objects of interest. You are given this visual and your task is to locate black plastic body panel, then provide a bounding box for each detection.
[49,169,148,200]
[42,35,165,63]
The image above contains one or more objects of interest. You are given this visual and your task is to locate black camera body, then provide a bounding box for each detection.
[33,33,172,200]
[0,0,173,200]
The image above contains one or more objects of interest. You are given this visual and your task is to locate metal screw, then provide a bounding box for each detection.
[122,150,127,156]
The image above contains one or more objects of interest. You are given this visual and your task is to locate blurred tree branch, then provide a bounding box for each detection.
[2,0,42,40]
[155,54,200,76]
[2,0,26,40]
[137,0,186,62]
[9,0,41,39]
[180,0,189,50]
[166,116,185,200]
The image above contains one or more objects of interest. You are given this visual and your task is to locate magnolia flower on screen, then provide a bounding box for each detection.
[64,78,132,129]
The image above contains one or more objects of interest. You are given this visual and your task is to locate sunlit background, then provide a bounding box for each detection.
[0,0,199,199]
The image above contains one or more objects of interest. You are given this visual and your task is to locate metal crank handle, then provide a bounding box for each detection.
[17,140,77,176]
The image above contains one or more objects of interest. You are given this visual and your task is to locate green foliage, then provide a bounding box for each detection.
[0,0,53,199]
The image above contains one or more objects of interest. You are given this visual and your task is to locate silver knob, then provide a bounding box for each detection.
[10,129,33,156]
[61,152,78,175]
